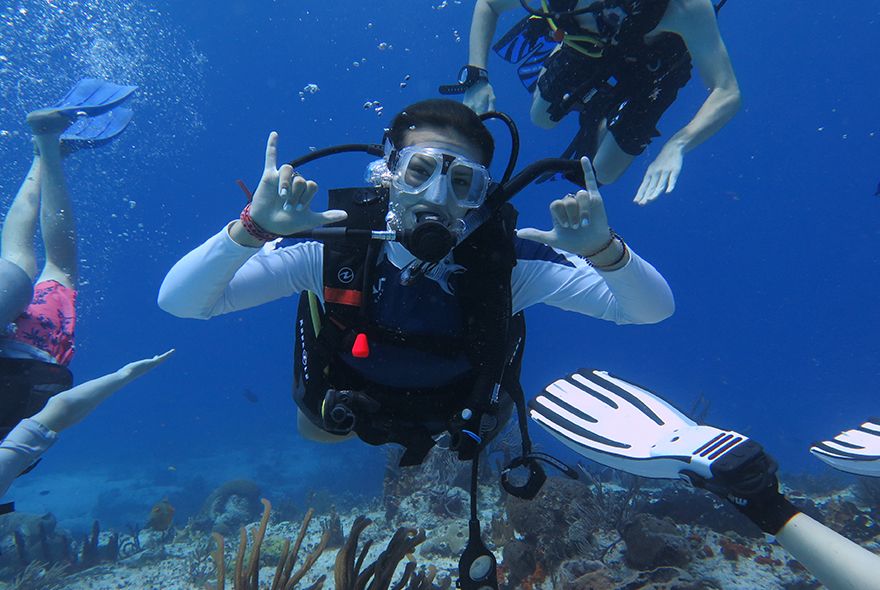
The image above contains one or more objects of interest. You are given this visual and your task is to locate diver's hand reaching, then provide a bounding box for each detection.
[232,132,347,246]
[517,157,630,270]
[464,81,496,114]
[634,143,683,205]
[117,349,175,383]
[31,349,175,434]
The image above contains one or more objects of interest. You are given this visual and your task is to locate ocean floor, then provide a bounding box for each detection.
[0,455,877,590]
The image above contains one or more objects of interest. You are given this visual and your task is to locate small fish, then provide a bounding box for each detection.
[38,490,50,496]
[242,389,259,404]
[875,181,879,196]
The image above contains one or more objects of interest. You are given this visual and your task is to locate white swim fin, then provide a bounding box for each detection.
[810,418,880,477]
[529,369,751,480]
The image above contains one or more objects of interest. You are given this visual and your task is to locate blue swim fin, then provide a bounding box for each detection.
[61,107,133,151]
[52,78,137,118]
[493,15,552,65]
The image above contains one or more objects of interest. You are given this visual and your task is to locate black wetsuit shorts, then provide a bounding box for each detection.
[538,37,692,156]
[0,357,72,439]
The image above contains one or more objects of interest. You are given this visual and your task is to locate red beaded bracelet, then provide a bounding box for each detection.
[239,204,280,242]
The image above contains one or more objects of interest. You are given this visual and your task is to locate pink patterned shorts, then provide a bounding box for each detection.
[7,281,77,366]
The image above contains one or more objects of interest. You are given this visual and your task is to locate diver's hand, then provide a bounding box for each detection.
[517,158,627,267]
[634,143,684,205]
[238,132,347,242]
[464,81,496,114]
[682,442,799,535]
[117,349,175,383]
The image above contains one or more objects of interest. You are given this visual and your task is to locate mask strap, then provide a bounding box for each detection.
[381,132,400,169]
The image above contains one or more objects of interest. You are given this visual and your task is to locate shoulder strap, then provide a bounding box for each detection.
[447,204,520,460]
[321,187,388,325]
[615,0,672,46]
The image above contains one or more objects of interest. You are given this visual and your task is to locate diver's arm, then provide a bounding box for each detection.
[158,226,323,319]
[515,157,675,323]
[469,0,519,69]
[663,0,740,152]
[465,0,519,112]
[775,513,880,590]
[512,247,675,324]
[634,0,741,205]
[0,351,172,498]
[31,351,173,433]
[688,446,880,590]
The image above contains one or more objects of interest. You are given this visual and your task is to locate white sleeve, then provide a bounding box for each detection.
[512,246,675,324]
[0,419,58,498]
[158,223,323,319]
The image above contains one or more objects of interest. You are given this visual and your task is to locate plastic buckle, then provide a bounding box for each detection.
[500,456,547,500]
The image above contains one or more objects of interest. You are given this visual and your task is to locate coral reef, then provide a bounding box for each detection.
[7,560,68,590]
[819,498,879,542]
[195,479,263,536]
[620,514,692,570]
[3,462,877,589]
[855,476,880,506]
[556,561,719,590]
[0,513,70,574]
[505,471,644,571]
[501,540,536,588]
[209,498,449,590]
[419,520,468,558]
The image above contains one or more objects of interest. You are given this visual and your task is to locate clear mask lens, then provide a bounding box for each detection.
[391,147,489,208]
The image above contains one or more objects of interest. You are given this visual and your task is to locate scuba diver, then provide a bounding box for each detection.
[0,79,173,511]
[159,99,674,588]
[1,79,136,452]
[444,0,740,204]
[529,369,880,590]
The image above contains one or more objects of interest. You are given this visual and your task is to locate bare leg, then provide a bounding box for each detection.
[593,129,635,186]
[531,88,635,185]
[529,89,562,130]
[1,157,42,281]
[28,112,77,289]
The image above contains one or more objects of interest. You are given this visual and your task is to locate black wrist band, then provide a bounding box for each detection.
[739,495,800,535]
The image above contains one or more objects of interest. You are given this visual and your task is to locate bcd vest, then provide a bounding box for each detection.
[541,0,692,121]
[291,186,525,466]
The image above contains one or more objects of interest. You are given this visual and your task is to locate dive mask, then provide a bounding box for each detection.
[390,146,491,209]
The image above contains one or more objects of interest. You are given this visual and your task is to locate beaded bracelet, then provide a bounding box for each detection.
[240,203,280,242]
[581,228,617,258]
[591,238,628,271]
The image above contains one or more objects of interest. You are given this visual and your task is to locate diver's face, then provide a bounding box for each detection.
[390,127,486,230]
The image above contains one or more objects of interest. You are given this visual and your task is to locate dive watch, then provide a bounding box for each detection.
[439,65,489,95]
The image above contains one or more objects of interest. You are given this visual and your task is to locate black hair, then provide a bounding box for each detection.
[388,99,494,165]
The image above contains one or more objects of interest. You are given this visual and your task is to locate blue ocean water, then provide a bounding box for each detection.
[0,0,877,535]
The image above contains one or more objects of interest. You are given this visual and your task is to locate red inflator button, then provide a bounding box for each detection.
[352,333,370,358]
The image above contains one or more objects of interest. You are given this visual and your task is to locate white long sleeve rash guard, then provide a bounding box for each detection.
[158,223,675,325]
